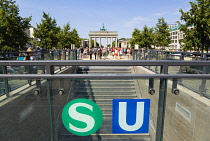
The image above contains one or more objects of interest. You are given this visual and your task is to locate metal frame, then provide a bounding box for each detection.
[1,60,210,141]
[1,60,210,66]
[1,60,210,79]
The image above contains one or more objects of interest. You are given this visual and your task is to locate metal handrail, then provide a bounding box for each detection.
[0,60,210,66]
[0,60,210,79]
[0,74,210,79]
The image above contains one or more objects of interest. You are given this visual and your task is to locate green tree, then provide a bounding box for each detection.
[130,28,141,49]
[33,12,60,49]
[178,0,210,52]
[70,28,81,48]
[155,18,171,49]
[139,26,154,49]
[0,0,31,51]
[130,27,154,49]
[58,23,72,49]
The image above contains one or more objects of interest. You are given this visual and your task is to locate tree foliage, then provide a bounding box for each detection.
[58,23,72,49]
[140,26,154,48]
[58,23,81,49]
[70,28,81,48]
[178,0,210,52]
[130,26,154,49]
[155,18,171,49]
[130,28,141,48]
[0,0,31,51]
[33,12,60,49]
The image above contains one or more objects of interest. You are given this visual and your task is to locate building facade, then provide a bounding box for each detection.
[168,25,194,50]
[119,38,131,49]
[25,27,35,48]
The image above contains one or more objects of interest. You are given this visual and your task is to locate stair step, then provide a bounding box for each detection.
[79,66,131,70]
[74,91,136,94]
[75,86,134,88]
[78,72,131,74]
[98,104,112,109]
[75,96,137,100]
[75,84,135,87]
[75,87,135,92]
[59,116,150,140]
[75,80,134,82]
[74,92,136,96]
[75,82,134,84]
[78,69,131,71]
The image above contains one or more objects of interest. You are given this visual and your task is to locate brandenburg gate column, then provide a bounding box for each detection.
[110,37,113,47]
[89,27,118,48]
[99,38,101,47]
[106,37,108,47]
[94,37,96,47]
[115,37,118,47]
[89,37,92,48]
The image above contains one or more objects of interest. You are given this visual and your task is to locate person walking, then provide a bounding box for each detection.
[89,48,93,60]
[99,47,102,59]
[77,48,80,60]
[94,47,97,60]
[26,47,34,60]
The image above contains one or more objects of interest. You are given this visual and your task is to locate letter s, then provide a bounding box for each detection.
[68,103,95,132]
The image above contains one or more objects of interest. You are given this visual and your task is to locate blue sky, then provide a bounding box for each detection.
[15,0,193,39]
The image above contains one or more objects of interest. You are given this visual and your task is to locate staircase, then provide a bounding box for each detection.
[59,66,150,141]
[75,66,137,117]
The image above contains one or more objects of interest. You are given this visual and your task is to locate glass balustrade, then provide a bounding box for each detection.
[0,76,210,141]
[0,61,210,141]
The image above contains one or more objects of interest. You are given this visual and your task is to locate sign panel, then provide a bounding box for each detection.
[62,98,103,136]
[112,99,150,134]
[135,45,139,49]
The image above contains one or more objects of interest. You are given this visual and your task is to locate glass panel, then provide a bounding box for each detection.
[1,65,210,141]
[49,78,154,141]
[0,77,156,141]
[164,78,210,140]
[0,78,51,141]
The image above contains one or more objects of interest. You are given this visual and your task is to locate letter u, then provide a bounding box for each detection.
[118,102,144,131]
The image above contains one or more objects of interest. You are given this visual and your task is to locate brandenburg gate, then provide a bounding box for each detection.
[89,24,118,48]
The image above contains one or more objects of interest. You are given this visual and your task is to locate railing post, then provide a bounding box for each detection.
[156,64,168,141]
[135,50,138,60]
[156,51,159,60]
[44,63,54,141]
[64,50,67,60]
[26,66,32,85]
[155,51,159,72]
[143,50,146,60]
[68,50,70,60]
[3,66,10,97]
[51,51,54,60]
[76,49,78,60]
[200,66,207,96]
[178,53,184,74]
[165,52,168,60]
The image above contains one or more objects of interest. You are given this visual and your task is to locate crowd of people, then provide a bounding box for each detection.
[5,46,43,74]
[76,47,132,60]
[3,46,133,74]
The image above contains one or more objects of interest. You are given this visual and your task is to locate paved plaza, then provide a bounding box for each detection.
[80,54,131,60]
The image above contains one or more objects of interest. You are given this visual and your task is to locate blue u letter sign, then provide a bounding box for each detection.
[112,99,150,134]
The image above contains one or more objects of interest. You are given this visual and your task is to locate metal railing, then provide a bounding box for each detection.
[132,50,210,61]
[0,49,77,61]
[0,60,210,141]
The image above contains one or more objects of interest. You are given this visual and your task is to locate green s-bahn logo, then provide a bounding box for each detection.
[62,98,103,136]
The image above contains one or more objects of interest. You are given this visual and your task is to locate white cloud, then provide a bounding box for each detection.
[123,17,151,28]
[154,12,169,16]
